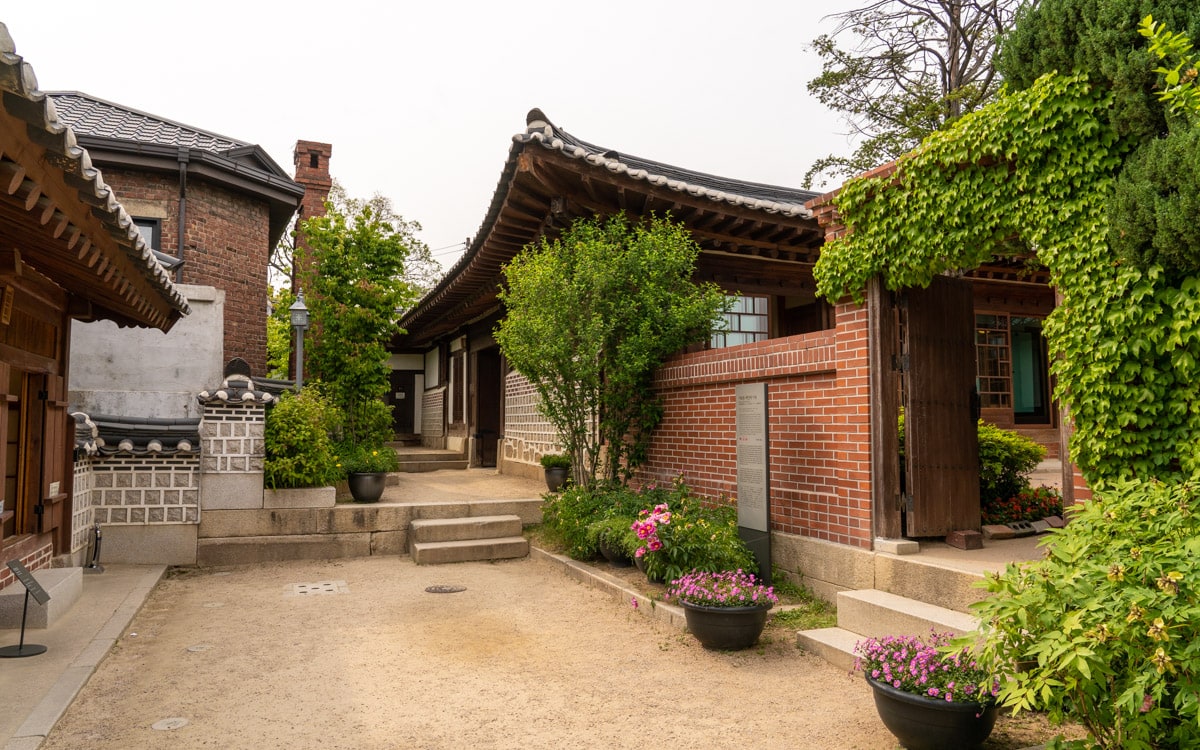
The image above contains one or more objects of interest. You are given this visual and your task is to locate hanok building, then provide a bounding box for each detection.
[394,110,1064,596]
[0,27,189,585]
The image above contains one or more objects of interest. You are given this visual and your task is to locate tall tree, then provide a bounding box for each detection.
[805,0,1026,187]
[495,215,728,486]
[298,196,424,446]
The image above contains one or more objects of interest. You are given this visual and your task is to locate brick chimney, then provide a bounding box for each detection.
[291,140,333,291]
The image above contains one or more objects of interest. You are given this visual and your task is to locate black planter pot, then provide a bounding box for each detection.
[544,466,569,492]
[598,539,632,567]
[867,677,998,750]
[347,472,386,503]
[679,600,770,650]
[633,553,665,582]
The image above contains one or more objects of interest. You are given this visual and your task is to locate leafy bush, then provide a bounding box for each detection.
[586,514,639,559]
[974,478,1200,748]
[264,387,342,489]
[978,420,1046,504]
[337,443,399,475]
[632,479,756,582]
[981,486,1063,525]
[539,453,571,469]
[541,484,613,558]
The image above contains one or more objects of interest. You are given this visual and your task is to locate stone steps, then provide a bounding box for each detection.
[394,449,468,473]
[796,589,980,673]
[195,499,542,566]
[409,514,529,565]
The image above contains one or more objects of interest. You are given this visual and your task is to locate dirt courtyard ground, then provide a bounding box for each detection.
[36,554,1072,750]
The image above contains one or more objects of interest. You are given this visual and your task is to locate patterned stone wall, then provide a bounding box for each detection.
[90,456,200,525]
[70,460,95,554]
[502,371,562,466]
[422,388,445,438]
[200,404,265,475]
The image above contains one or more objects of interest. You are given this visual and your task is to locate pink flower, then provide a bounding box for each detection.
[631,597,639,610]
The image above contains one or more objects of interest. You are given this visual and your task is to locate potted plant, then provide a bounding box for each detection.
[854,631,999,750]
[667,569,778,650]
[339,444,399,503]
[587,515,638,566]
[540,453,571,492]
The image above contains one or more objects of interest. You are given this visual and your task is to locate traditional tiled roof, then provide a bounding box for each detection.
[0,24,189,330]
[396,109,821,347]
[73,412,200,456]
[517,109,814,218]
[197,375,276,406]
[49,92,247,154]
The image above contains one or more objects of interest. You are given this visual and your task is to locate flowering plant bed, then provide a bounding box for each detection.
[982,486,1063,525]
[667,569,778,609]
[854,631,998,706]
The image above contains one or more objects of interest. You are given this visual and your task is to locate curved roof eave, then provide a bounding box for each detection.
[398,109,817,340]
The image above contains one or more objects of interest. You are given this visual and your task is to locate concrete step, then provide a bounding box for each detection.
[837,589,978,641]
[410,515,522,544]
[397,459,470,472]
[197,532,406,566]
[795,627,860,673]
[0,567,83,629]
[409,498,543,526]
[872,553,989,614]
[411,536,529,565]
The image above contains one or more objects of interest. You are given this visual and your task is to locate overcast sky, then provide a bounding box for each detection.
[3,1,864,270]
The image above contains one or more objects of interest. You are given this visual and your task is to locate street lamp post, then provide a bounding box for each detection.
[289,291,309,390]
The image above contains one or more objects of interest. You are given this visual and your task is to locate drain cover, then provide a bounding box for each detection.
[425,585,466,594]
[288,580,349,596]
[151,718,189,731]
[186,644,212,653]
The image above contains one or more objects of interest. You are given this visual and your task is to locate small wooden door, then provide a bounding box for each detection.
[389,370,416,435]
[901,276,981,537]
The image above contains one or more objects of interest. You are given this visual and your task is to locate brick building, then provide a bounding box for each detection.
[395,109,1067,595]
[48,92,310,376]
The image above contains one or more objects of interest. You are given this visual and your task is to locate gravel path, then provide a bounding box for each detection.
[38,553,1073,749]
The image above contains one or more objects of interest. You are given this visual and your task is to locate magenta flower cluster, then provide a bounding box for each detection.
[667,569,779,609]
[631,503,672,558]
[854,631,999,706]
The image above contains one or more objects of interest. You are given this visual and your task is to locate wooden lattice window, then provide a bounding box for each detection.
[975,314,1011,408]
[711,295,769,348]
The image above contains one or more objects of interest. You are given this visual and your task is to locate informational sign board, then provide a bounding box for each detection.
[7,560,49,605]
[735,383,771,582]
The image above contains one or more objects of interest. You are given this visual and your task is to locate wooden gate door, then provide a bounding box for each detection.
[389,370,416,435]
[901,276,981,537]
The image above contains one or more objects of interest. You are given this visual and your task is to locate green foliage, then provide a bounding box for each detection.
[982,486,1064,525]
[1111,126,1200,278]
[634,481,757,583]
[804,0,1021,188]
[336,443,399,475]
[539,453,571,469]
[998,0,1200,145]
[264,387,342,489]
[265,287,294,380]
[586,514,640,559]
[495,215,727,486]
[973,478,1200,748]
[978,420,1047,503]
[1140,14,1200,119]
[299,195,423,446]
[541,484,617,559]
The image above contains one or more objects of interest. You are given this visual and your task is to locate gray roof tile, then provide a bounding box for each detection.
[47,91,247,154]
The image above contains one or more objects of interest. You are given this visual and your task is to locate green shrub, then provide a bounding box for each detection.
[539,453,571,469]
[586,515,639,558]
[977,420,1046,504]
[973,478,1200,749]
[632,478,756,582]
[337,443,399,475]
[541,484,612,559]
[264,387,342,489]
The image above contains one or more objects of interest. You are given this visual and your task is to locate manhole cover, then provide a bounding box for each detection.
[425,585,466,594]
[186,644,212,653]
[288,580,349,596]
[151,718,189,731]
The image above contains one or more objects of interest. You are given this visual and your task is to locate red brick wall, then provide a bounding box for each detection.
[0,535,52,589]
[102,168,272,374]
[639,302,875,549]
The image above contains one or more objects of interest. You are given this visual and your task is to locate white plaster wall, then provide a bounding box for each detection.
[69,285,224,418]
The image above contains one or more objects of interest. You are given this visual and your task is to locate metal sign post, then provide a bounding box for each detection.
[0,560,50,658]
